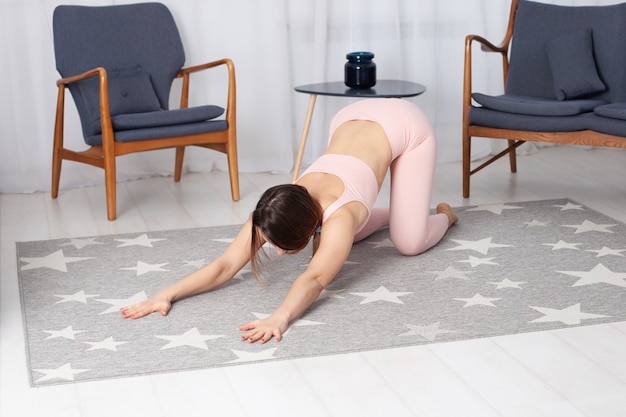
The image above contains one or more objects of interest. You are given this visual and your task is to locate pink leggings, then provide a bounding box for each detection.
[350,104,449,255]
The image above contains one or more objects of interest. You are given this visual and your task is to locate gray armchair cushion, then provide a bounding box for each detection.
[469,107,593,132]
[546,29,606,100]
[111,105,224,130]
[593,102,626,121]
[472,93,606,116]
[85,120,229,146]
[587,112,626,137]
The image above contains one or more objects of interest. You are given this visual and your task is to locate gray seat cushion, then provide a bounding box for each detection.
[593,102,626,121]
[469,107,593,132]
[472,93,606,116]
[110,105,223,130]
[85,120,229,146]
[586,114,626,137]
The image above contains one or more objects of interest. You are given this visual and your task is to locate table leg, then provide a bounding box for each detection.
[292,94,317,183]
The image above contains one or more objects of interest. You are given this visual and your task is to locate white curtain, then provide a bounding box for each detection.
[0,0,618,193]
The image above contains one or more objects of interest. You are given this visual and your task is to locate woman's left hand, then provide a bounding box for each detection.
[238,314,289,344]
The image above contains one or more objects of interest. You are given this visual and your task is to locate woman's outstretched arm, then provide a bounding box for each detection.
[238,211,356,343]
[120,218,258,319]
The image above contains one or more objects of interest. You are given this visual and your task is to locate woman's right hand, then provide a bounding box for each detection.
[120,298,171,319]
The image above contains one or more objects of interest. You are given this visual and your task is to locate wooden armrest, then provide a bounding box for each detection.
[466,34,508,55]
[175,58,236,114]
[463,34,510,108]
[463,0,518,106]
[57,67,106,86]
[56,67,114,148]
[176,58,235,76]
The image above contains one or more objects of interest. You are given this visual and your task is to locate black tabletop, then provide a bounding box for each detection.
[294,80,426,98]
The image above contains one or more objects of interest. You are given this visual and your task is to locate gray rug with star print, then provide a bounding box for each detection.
[16,198,626,386]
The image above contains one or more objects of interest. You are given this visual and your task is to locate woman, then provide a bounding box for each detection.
[120,98,458,344]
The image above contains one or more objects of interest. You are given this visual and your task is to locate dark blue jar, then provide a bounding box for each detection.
[344,51,376,89]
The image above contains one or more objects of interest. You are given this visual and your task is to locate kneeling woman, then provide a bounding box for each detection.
[121,98,458,343]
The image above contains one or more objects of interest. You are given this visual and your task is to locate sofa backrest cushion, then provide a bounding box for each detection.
[506,0,626,102]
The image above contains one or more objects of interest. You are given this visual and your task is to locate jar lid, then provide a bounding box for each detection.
[346,51,374,60]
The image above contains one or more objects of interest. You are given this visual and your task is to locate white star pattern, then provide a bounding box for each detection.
[448,237,512,255]
[54,290,99,304]
[586,246,626,258]
[525,220,549,227]
[427,265,474,280]
[366,238,395,249]
[553,202,584,211]
[44,326,85,340]
[156,327,225,350]
[33,363,90,382]
[249,312,324,338]
[399,322,454,341]
[115,234,166,248]
[227,348,278,363]
[212,238,235,244]
[562,220,617,234]
[542,240,581,251]
[456,255,497,267]
[529,303,608,325]
[351,286,413,304]
[183,259,207,268]
[120,261,169,276]
[96,291,148,314]
[20,250,93,272]
[60,237,103,250]
[453,293,501,307]
[488,279,525,289]
[316,289,346,302]
[84,336,129,352]
[465,203,524,215]
[557,263,626,288]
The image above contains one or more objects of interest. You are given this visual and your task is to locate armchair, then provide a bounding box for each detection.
[462,0,626,198]
[52,3,239,220]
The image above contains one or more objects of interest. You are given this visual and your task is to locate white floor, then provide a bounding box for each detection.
[2,145,626,417]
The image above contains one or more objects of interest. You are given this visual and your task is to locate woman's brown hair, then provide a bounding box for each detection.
[250,184,322,279]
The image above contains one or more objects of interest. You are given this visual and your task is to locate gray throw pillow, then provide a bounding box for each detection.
[546,28,606,100]
[105,72,162,115]
[81,71,162,121]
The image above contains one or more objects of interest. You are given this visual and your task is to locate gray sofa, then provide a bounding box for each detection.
[462,0,626,197]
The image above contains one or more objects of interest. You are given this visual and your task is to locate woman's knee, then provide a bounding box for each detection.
[393,238,427,256]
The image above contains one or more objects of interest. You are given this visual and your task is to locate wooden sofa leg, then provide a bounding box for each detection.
[104,156,117,221]
[507,139,518,173]
[462,132,471,198]
[51,150,62,199]
[52,86,65,199]
[174,146,185,182]
[227,149,240,201]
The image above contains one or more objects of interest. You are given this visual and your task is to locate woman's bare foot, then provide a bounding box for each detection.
[436,202,459,227]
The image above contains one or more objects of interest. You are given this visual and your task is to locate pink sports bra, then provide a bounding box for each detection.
[299,153,379,234]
